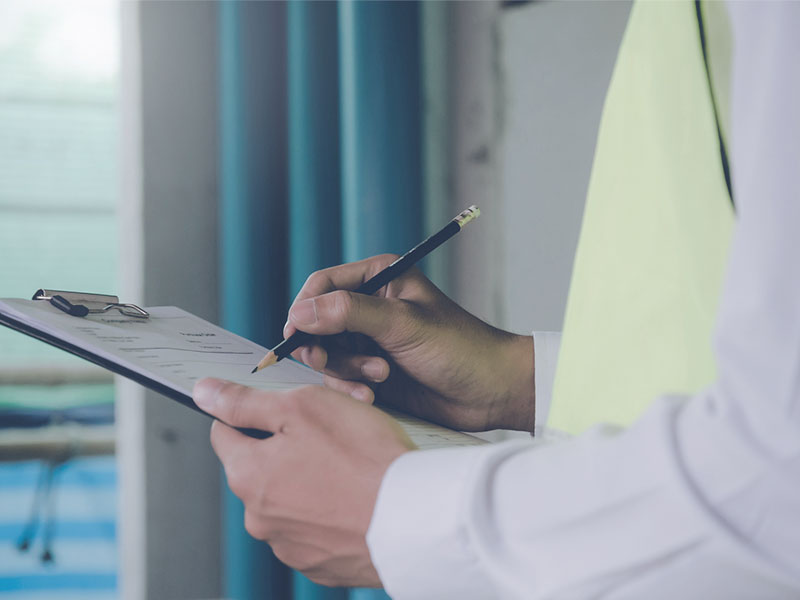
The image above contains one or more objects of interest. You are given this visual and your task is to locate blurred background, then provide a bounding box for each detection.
[0,1,630,598]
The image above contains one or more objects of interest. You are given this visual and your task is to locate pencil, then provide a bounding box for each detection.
[251,205,481,373]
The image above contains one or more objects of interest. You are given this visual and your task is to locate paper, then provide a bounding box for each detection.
[380,407,486,449]
[0,299,486,449]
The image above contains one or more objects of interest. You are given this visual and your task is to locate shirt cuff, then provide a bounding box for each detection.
[532,331,561,430]
[366,443,525,599]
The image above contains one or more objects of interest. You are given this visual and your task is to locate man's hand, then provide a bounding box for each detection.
[284,254,536,432]
[193,378,415,588]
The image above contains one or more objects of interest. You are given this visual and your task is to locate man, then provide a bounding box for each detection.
[193,1,800,596]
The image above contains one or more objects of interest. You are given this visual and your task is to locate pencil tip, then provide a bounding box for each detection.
[262,351,278,369]
[251,351,278,375]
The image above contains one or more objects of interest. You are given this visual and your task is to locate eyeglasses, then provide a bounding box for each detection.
[32,289,149,319]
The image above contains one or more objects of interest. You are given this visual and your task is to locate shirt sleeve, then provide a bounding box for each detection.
[366,3,800,598]
[532,331,561,432]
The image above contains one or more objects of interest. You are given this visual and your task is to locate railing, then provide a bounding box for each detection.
[0,365,115,462]
[0,364,112,386]
[0,424,115,462]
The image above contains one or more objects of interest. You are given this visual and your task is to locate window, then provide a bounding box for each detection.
[0,1,119,597]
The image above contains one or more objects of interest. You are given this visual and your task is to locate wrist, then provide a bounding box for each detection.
[491,333,535,432]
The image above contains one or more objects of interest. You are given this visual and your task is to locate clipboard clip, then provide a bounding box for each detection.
[32,289,150,319]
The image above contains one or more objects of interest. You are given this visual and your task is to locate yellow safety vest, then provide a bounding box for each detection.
[549,0,735,433]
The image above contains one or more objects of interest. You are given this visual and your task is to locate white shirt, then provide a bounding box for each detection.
[366,2,800,598]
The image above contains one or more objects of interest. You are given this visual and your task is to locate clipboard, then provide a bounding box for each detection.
[0,290,488,449]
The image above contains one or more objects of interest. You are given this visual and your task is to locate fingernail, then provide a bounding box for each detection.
[361,360,387,382]
[282,320,291,338]
[193,378,224,411]
[352,387,373,403]
[289,298,317,326]
[301,346,312,366]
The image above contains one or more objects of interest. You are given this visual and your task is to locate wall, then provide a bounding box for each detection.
[497,0,632,334]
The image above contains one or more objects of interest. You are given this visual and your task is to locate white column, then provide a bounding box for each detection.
[118,2,222,598]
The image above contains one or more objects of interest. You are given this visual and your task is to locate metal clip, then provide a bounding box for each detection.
[32,289,149,319]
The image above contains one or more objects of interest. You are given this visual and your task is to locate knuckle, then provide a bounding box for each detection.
[322,374,346,390]
[244,510,270,541]
[358,384,375,404]
[220,382,250,423]
[330,290,355,326]
[252,481,272,515]
[215,380,238,410]
[224,460,249,499]
[270,541,292,566]
[377,253,400,265]
[304,270,328,293]
[371,253,400,275]
[272,543,314,572]
[344,381,374,404]
[226,400,244,426]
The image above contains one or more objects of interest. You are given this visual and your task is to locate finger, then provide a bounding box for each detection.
[287,343,328,372]
[293,254,400,304]
[209,419,258,471]
[193,378,289,433]
[323,353,389,383]
[288,290,410,342]
[301,344,329,371]
[291,339,388,383]
[323,374,375,404]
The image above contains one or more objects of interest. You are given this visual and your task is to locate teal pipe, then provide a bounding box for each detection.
[288,0,343,299]
[339,0,424,263]
[220,1,291,598]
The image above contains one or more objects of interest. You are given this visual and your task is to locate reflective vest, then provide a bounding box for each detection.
[549,0,734,433]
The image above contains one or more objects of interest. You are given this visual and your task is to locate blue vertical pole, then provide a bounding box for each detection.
[339,0,424,263]
[288,2,347,598]
[339,1,423,598]
[288,0,343,299]
[219,1,291,598]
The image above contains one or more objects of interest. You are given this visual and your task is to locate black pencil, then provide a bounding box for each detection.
[251,205,481,373]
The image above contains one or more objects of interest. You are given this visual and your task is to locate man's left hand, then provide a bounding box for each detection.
[193,378,416,588]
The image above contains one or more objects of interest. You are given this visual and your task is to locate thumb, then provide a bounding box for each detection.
[288,290,407,342]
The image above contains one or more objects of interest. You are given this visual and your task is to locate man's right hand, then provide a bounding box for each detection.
[283,254,535,433]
